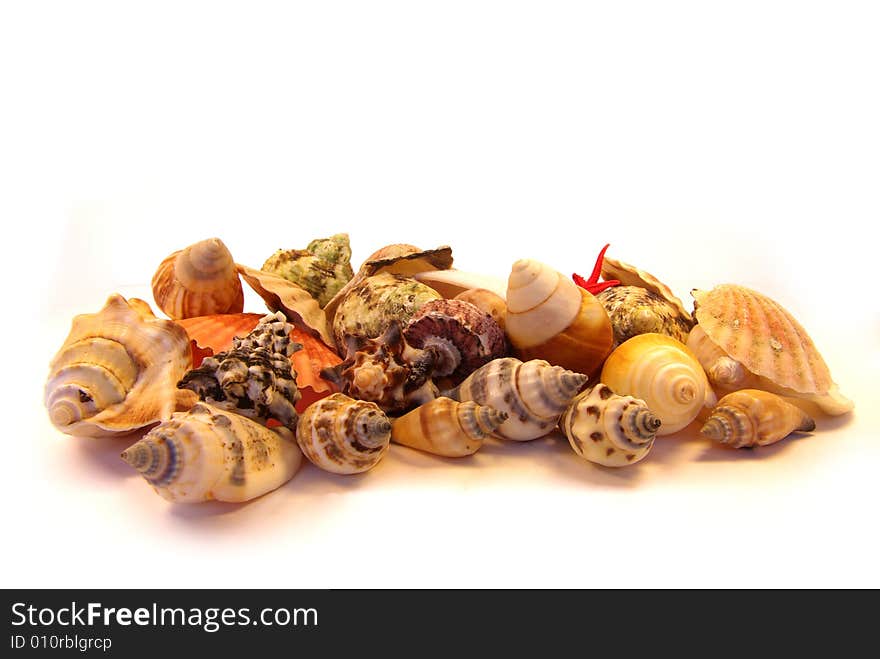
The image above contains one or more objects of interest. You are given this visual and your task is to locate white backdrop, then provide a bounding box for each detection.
[4,1,878,588]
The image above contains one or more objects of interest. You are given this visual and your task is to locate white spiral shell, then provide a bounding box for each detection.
[121,403,303,503]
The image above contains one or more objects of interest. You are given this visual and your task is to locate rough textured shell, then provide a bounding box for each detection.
[560,384,660,467]
[45,294,195,437]
[506,259,613,376]
[151,238,244,320]
[391,397,507,457]
[601,255,691,322]
[597,285,693,347]
[600,333,716,435]
[261,234,354,307]
[296,393,391,474]
[404,299,507,380]
[700,389,816,448]
[332,272,442,348]
[445,357,587,441]
[121,402,302,503]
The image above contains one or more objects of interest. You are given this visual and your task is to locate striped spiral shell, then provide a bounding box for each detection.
[391,397,508,457]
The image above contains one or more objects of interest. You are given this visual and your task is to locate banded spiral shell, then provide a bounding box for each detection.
[151,238,244,320]
[121,403,303,503]
[600,333,716,435]
[700,389,816,449]
[505,259,614,376]
[560,384,661,467]
[391,397,508,457]
[45,294,195,437]
[445,357,587,441]
[691,285,853,416]
[296,393,392,474]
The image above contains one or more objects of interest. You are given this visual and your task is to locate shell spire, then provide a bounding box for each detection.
[391,397,508,457]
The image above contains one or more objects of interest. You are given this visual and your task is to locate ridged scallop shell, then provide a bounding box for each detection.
[45,294,195,437]
[444,357,588,441]
[404,299,507,380]
[505,259,614,376]
[691,285,853,415]
[151,238,244,320]
[601,255,692,322]
[600,333,716,435]
[121,402,303,503]
[560,384,661,467]
[261,233,354,307]
[597,285,694,348]
[296,393,392,474]
[391,397,508,457]
[700,389,816,449]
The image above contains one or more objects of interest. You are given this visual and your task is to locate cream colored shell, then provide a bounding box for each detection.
[600,333,716,435]
[121,403,303,503]
[700,389,816,448]
[391,397,507,457]
[45,294,196,437]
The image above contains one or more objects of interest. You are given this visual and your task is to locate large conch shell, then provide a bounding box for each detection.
[391,397,508,457]
[690,285,853,416]
[151,238,244,320]
[445,357,587,441]
[560,383,661,467]
[700,389,816,449]
[296,393,391,474]
[121,402,303,503]
[505,259,614,376]
[45,294,195,437]
[600,333,716,435]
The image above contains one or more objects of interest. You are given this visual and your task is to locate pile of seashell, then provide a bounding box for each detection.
[44,235,854,504]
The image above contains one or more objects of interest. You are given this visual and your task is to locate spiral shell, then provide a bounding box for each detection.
[700,389,816,449]
[600,333,716,435]
[597,285,693,348]
[391,397,508,457]
[560,384,661,467]
[691,285,853,415]
[151,238,244,320]
[453,288,508,332]
[121,402,303,503]
[45,294,195,437]
[296,393,392,474]
[445,357,588,441]
[261,233,354,307]
[505,259,613,376]
[600,255,692,323]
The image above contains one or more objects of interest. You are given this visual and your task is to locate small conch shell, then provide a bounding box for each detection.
[391,397,508,457]
[700,389,816,448]
[600,333,716,435]
[121,402,303,503]
[151,238,244,320]
[691,285,853,416]
[505,259,614,376]
[296,393,392,474]
[560,384,661,467]
[445,357,588,441]
[45,294,195,437]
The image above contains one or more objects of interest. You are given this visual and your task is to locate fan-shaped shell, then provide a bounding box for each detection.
[505,259,614,376]
[560,384,661,467]
[151,238,244,320]
[391,397,508,457]
[445,357,587,441]
[296,393,392,474]
[700,389,816,449]
[45,294,195,437]
[600,333,716,435]
[121,402,303,503]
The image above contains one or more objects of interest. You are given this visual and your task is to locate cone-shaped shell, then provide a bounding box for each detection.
[600,333,715,435]
[296,393,392,474]
[45,294,196,437]
[151,238,244,320]
[560,384,661,467]
[506,259,613,376]
[700,389,816,448]
[445,357,587,441]
[391,397,508,457]
[121,403,303,503]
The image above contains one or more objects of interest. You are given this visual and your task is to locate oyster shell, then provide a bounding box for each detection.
[262,233,354,307]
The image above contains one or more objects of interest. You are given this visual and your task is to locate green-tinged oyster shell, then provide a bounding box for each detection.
[597,285,694,348]
[332,272,442,348]
[262,234,354,307]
